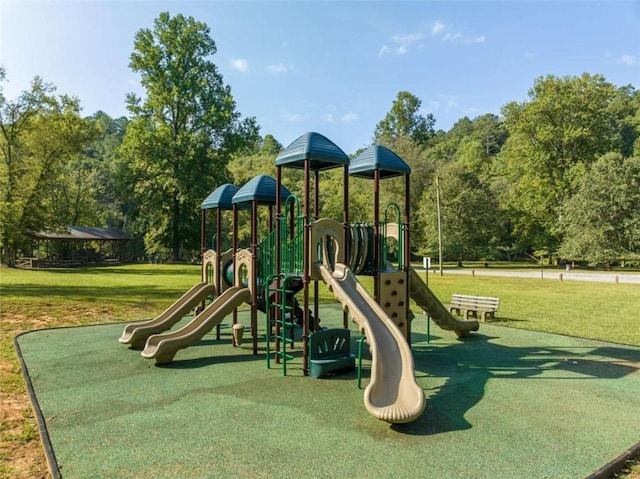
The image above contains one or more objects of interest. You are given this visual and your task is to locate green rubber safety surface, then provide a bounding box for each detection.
[15,305,640,479]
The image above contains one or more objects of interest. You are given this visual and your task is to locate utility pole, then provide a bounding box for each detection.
[436,176,443,276]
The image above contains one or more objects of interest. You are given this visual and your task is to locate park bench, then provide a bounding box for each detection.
[309,328,356,378]
[448,294,500,321]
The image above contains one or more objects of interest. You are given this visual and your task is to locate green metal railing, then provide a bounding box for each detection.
[265,273,299,375]
[257,194,304,283]
[261,195,305,375]
[258,228,277,284]
[280,195,304,275]
[211,233,230,252]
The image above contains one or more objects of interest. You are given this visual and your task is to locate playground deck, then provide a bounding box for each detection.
[15,305,640,479]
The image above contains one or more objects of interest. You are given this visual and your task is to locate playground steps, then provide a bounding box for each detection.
[265,274,302,375]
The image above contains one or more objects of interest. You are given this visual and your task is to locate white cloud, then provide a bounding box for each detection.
[230,58,249,72]
[380,20,484,57]
[442,32,462,42]
[341,112,359,122]
[430,94,460,111]
[466,35,486,44]
[267,63,294,74]
[283,112,308,122]
[618,54,637,66]
[379,31,424,56]
[392,32,425,45]
[324,113,335,122]
[431,19,446,36]
[431,20,485,44]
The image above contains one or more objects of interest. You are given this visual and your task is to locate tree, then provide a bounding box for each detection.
[418,161,501,262]
[495,73,636,254]
[0,73,96,265]
[260,134,283,156]
[374,91,435,148]
[559,153,640,268]
[121,12,259,260]
[415,113,509,256]
[84,112,130,229]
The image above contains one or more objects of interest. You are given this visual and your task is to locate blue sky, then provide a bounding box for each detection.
[1,1,639,155]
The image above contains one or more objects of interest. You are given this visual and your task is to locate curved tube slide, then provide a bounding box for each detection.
[119,282,217,348]
[408,268,479,338]
[318,263,425,424]
[141,286,251,364]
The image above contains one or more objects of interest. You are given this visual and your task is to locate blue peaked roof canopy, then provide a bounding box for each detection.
[349,144,411,179]
[232,174,292,206]
[275,132,349,171]
[201,184,246,210]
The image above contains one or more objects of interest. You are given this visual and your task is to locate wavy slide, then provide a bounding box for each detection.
[141,286,251,364]
[318,263,425,424]
[119,282,217,348]
[408,268,479,338]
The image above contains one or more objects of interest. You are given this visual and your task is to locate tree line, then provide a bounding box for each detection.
[1,12,639,267]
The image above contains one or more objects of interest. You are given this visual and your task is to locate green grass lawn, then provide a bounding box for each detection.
[410,259,640,273]
[420,273,640,346]
[1,263,639,478]
[318,269,640,346]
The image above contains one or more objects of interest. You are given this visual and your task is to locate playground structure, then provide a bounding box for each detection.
[119,132,479,424]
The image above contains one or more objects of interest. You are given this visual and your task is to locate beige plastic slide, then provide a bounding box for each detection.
[408,268,479,337]
[318,263,425,424]
[119,282,217,348]
[141,286,251,364]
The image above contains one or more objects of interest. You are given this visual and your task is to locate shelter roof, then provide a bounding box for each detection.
[349,144,411,179]
[201,184,241,210]
[30,226,131,241]
[232,174,292,206]
[275,132,349,171]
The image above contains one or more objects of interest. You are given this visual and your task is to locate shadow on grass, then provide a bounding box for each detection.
[488,316,528,324]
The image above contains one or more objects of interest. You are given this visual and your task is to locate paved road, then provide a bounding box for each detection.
[416,268,640,284]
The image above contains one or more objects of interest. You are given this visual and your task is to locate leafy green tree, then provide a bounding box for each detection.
[80,112,130,229]
[374,91,435,148]
[415,113,509,256]
[47,156,104,226]
[121,12,259,260]
[559,152,640,268]
[0,73,96,264]
[418,161,501,262]
[496,73,636,254]
[260,134,283,156]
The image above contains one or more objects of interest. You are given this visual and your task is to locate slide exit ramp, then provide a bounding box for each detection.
[141,286,251,364]
[119,282,217,348]
[318,263,425,424]
[408,268,479,337]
